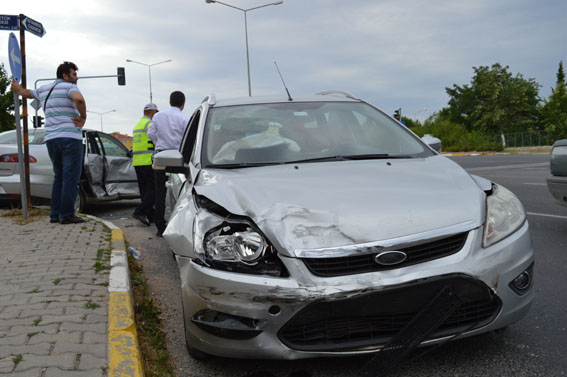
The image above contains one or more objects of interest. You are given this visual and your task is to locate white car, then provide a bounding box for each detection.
[546,139,567,207]
[155,91,534,361]
[0,128,139,211]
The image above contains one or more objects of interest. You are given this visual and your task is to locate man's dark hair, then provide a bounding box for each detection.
[56,61,78,79]
[170,91,185,108]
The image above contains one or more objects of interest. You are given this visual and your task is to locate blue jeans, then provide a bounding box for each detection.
[46,138,83,219]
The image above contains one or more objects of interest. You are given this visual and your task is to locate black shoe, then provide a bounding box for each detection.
[50,218,59,223]
[60,215,85,224]
[132,213,150,226]
[156,229,164,238]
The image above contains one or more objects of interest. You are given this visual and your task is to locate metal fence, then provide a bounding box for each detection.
[503,131,554,147]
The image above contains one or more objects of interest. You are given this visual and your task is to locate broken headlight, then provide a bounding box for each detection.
[483,184,526,247]
[193,207,288,277]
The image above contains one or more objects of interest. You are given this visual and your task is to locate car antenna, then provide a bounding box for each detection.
[274,61,293,101]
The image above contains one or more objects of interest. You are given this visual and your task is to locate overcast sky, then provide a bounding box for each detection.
[2,0,566,136]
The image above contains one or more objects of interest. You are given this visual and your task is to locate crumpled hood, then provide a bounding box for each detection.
[194,155,485,257]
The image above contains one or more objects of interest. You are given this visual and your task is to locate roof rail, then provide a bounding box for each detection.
[201,94,216,106]
[315,90,357,100]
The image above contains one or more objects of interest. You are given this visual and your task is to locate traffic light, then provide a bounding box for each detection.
[393,108,401,121]
[32,115,43,128]
[117,67,126,85]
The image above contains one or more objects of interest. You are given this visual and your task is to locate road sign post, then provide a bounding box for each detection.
[3,14,46,218]
[8,32,28,218]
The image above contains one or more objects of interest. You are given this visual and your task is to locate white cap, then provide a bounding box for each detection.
[144,103,158,111]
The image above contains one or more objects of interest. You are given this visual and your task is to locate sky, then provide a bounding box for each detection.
[1,0,566,136]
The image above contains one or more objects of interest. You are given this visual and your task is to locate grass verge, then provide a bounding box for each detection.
[128,253,175,377]
[0,208,50,224]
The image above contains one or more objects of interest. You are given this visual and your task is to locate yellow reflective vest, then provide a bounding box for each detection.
[132,117,154,166]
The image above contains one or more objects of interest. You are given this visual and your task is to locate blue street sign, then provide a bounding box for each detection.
[8,33,22,82]
[0,15,19,31]
[20,14,46,37]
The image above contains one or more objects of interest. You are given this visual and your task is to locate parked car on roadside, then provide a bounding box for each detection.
[0,128,139,211]
[546,139,567,207]
[154,91,534,360]
[420,133,442,152]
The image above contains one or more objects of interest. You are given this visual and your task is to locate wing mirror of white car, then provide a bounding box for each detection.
[421,134,442,152]
[153,150,187,173]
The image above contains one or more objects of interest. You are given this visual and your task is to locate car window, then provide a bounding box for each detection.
[202,101,432,167]
[0,129,46,144]
[97,133,129,157]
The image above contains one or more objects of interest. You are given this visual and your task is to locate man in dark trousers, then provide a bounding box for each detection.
[132,103,158,226]
[148,91,189,237]
[11,61,87,224]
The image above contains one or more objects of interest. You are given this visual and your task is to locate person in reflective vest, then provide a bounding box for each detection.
[132,103,158,226]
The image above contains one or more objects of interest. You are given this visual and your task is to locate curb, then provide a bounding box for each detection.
[86,215,144,377]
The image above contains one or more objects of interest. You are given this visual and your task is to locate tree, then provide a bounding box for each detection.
[0,63,16,133]
[541,61,567,140]
[556,60,565,86]
[443,63,541,138]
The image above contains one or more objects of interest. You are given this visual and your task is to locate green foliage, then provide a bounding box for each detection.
[556,60,565,86]
[0,63,16,133]
[443,63,541,135]
[541,62,567,140]
[410,113,503,152]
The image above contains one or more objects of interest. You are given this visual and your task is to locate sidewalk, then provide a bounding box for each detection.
[0,212,142,377]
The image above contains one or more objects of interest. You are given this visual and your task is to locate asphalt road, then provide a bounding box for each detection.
[88,153,566,377]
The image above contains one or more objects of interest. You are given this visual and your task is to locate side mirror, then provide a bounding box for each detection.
[421,134,442,153]
[153,150,188,174]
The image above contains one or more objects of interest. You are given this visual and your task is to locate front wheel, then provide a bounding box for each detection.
[74,188,87,214]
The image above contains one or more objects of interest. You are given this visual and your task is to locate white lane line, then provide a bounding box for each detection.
[523,183,547,186]
[526,212,567,219]
[466,162,548,171]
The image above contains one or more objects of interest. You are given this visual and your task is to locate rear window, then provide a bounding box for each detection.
[0,129,46,144]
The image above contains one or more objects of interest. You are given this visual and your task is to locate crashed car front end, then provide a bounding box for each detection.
[165,175,533,360]
[161,95,534,360]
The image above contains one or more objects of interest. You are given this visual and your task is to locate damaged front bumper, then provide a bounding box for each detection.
[177,222,534,359]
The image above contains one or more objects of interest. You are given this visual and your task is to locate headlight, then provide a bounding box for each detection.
[193,206,288,277]
[206,229,265,263]
[483,184,526,247]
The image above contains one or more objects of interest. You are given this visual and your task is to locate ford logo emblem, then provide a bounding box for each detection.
[374,251,407,266]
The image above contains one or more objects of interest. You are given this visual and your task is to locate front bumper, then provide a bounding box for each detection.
[177,222,534,359]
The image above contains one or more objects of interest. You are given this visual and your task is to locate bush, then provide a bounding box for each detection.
[410,116,503,152]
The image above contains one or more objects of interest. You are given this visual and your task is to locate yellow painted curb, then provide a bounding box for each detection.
[108,228,144,377]
[109,292,143,376]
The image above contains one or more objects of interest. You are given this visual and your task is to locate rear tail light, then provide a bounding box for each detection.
[0,154,37,163]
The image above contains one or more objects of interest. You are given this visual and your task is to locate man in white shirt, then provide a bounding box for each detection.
[148,91,189,237]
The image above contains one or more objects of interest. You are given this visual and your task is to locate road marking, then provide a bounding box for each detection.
[465,162,548,172]
[524,183,547,186]
[526,212,567,219]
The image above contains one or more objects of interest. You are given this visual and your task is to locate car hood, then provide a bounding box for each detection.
[194,155,485,257]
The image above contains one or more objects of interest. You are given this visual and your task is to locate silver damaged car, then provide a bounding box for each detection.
[154,91,534,360]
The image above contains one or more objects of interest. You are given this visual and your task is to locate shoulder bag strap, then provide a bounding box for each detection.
[43,82,59,110]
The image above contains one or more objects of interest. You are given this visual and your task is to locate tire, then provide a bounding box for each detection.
[75,189,87,214]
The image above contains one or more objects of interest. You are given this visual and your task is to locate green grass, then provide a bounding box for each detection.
[128,253,174,376]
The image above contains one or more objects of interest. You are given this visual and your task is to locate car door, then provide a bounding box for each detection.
[165,108,202,218]
[83,130,139,198]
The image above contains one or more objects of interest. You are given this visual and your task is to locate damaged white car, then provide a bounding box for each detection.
[155,91,534,360]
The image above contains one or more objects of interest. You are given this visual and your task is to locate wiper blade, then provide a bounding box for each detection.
[285,154,413,164]
[209,162,283,169]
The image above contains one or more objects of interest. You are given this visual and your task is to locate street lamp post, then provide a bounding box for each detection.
[205,0,283,96]
[87,109,116,132]
[126,59,172,103]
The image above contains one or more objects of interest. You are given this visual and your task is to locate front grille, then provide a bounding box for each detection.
[303,232,468,277]
[278,275,501,352]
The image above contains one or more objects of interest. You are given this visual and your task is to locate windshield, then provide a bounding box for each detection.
[202,101,433,167]
[0,129,46,145]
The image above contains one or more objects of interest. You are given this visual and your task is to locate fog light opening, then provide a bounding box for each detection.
[513,272,531,290]
[509,264,533,295]
[268,305,281,316]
